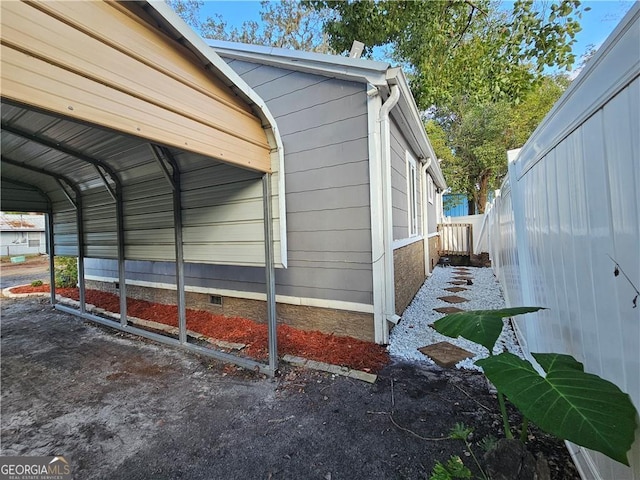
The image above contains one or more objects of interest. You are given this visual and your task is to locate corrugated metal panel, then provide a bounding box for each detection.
[443,194,468,217]
[486,6,640,477]
[0,1,271,171]
[0,179,50,212]
[53,206,78,257]
[82,187,117,259]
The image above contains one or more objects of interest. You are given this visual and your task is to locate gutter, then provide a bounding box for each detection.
[378,84,401,342]
[421,157,432,274]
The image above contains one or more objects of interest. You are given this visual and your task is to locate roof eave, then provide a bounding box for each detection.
[389,70,447,190]
[139,1,282,150]
[209,40,391,87]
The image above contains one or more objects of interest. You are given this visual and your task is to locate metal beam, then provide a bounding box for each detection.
[0,176,52,213]
[76,193,86,313]
[46,212,56,305]
[1,123,121,182]
[2,156,79,206]
[149,144,176,191]
[55,304,275,375]
[93,165,117,202]
[262,173,278,373]
[1,124,129,328]
[54,179,78,209]
[149,144,186,343]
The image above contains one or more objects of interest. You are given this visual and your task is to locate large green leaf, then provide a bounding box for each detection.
[477,352,638,466]
[432,307,543,351]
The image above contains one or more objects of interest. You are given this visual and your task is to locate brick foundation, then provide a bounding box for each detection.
[85,280,375,342]
[393,240,426,315]
[428,235,441,273]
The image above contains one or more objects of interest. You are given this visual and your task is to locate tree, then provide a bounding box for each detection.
[435,75,569,213]
[308,0,583,213]
[309,0,586,109]
[168,0,333,53]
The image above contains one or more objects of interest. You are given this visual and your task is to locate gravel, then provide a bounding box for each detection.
[389,265,524,370]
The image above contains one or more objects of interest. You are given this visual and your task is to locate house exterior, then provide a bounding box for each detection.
[84,41,447,345]
[0,213,46,256]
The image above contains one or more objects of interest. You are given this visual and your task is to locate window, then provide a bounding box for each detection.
[28,232,40,248]
[406,152,419,237]
[428,175,435,204]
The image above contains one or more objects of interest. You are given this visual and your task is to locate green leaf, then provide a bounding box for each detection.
[477,353,638,466]
[430,456,472,480]
[432,307,543,351]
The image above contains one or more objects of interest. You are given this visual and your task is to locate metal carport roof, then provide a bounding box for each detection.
[0,1,283,375]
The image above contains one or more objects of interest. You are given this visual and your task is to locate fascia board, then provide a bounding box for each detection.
[209,41,390,87]
[142,2,275,124]
[389,69,448,190]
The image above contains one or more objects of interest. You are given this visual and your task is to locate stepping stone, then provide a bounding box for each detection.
[433,306,465,314]
[445,287,467,293]
[453,276,473,281]
[448,281,467,285]
[419,341,474,368]
[453,269,470,274]
[438,295,469,304]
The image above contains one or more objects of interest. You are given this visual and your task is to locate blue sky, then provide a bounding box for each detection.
[198,0,634,69]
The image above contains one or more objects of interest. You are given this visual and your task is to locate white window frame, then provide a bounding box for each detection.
[427,174,435,204]
[406,151,419,237]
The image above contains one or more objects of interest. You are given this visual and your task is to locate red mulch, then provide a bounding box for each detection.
[9,284,51,293]
[10,285,389,372]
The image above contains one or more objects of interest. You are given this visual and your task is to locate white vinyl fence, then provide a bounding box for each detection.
[484,5,639,479]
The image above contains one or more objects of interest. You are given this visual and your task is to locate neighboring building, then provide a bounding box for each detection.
[0,213,46,256]
[85,41,447,344]
[443,194,469,217]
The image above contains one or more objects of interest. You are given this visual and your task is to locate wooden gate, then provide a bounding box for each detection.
[438,223,473,255]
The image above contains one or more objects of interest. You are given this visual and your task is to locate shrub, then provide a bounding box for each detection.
[54,256,77,288]
[30,280,44,287]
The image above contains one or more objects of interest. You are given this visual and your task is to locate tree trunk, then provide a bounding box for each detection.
[478,173,490,214]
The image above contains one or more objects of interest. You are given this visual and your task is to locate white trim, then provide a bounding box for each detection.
[84,275,374,314]
[427,175,434,204]
[405,151,419,237]
[420,160,431,273]
[367,87,388,343]
[379,84,401,344]
[392,235,424,250]
[427,232,440,239]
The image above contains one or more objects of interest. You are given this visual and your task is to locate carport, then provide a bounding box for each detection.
[0,1,283,375]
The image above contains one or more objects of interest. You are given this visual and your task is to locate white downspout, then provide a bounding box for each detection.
[378,84,401,343]
[421,158,432,275]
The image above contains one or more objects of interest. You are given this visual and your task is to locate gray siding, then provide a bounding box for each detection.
[390,116,423,241]
[86,59,374,306]
[426,178,438,234]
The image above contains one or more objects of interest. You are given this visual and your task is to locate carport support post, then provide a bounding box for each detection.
[116,186,127,326]
[262,173,278,373]
[173,178,187,345]
[76,195,86,313]
[46,212,56,305]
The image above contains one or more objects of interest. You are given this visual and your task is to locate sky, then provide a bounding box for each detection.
[197,0,635,72]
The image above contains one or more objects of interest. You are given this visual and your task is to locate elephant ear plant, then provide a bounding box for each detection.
[433,307,638,466]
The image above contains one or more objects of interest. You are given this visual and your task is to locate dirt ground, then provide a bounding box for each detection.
[0,295,579,480]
